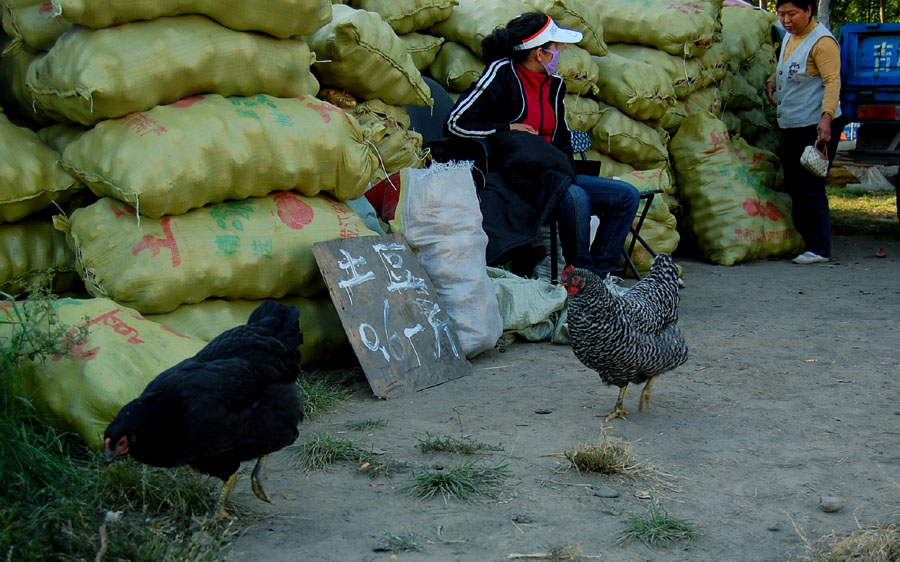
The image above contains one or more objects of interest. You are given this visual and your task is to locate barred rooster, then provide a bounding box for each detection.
[104,301,304,518]
[560,253,688,421]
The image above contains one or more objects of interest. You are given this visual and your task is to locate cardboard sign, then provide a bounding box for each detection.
[313,233,468,398]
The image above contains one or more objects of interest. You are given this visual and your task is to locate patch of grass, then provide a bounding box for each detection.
[406,462,509,502]
[805,522,900,562]
[287,433,371,472]
[0,287,231,561]
[296,371,355,419]
[827,186,899,236]
[346,418,389,431]
[617,503,699,549]
[418,432,503,455]
[562,435,668,479]
[379,531,425,553]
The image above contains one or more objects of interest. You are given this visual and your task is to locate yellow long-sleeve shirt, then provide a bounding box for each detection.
[770,19,842,116]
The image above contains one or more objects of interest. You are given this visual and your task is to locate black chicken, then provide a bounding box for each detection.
[104,300,304,518]
[560,253,688,421]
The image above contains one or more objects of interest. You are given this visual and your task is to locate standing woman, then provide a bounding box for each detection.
[766,0,847,264]
[445,12,639,290]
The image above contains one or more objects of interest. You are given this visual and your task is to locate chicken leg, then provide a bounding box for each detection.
[212,472,238,519]
[639,375,658,412]
[250,455,272,504]
[596,384,630,421]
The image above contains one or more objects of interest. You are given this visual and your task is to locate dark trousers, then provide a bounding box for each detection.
[779,116,848,257]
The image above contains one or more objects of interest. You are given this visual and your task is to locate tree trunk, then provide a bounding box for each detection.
[880,0,886,22]
[818,0,831,30]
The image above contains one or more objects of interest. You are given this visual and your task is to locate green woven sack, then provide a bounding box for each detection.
[51,0,332,37]
[306,5,432,107]
[399,32,445,70]
[525,0,608,56]
[592,52,675,122]
[1,0,71,54]
[26,15,319,125]
[591,0,720,57]
[430,41,485,93]
[589,104,669,168]
[429,0,531,56]
[608,43,703,99]
[61,94,378,218]
[351,0,456,34]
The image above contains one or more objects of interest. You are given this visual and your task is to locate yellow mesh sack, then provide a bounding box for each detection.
[591,52,674,122]
[730,135,778,190]
[306,5,432,107]
[564,94,601,132]
[591,151,635,177]
[26,15,320,125]
[557,43,598,96]
[589,104,669,168]
[351,0,456,34]
[0,218,77,294]
[56,192,378,314]
[0,111,80,224]
[351,101,426,184]
[625,217,680,276]
[399,32,445,71]
[1,0,71,54]
[0,46,57,125]
[428,0,531,57]
[669,112,802,266]
[146,297,347,368]
[525,0,608,56]
[60,94,377,218]
[429,41,485,93]
[7,297,207,449]
[36,122,88,153]
[608,43,703,99]
[51,0,333,38]
[354,98,411,129]
[592,0,721,57]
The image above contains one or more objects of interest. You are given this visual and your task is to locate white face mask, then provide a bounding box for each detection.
[539,47,560,75]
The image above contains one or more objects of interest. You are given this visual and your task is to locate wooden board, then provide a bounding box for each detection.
[313,233,469,398]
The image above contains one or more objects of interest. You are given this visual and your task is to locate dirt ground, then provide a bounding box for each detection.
[228,232,899,562]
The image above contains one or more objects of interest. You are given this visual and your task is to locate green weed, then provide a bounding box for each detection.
[406,462,509,502]
[287,433,371,472]
[617,503,699,549]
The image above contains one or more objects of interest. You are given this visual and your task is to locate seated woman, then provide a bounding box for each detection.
[444,12,639,291]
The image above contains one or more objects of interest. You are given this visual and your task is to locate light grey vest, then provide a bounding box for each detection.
[775,23,841,128]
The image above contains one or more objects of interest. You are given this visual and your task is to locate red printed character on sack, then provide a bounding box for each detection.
[132,218,181,267]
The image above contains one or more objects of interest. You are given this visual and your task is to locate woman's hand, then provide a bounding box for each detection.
[510,123,537,134]
[817,113,833,143]
[765,81,776,106]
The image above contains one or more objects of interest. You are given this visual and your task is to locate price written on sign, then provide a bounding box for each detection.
[313,233,468,399]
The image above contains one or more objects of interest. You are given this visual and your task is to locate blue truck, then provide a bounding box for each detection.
[839,22,900,218]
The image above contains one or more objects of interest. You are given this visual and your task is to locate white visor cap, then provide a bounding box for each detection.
[513,16,583,51]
